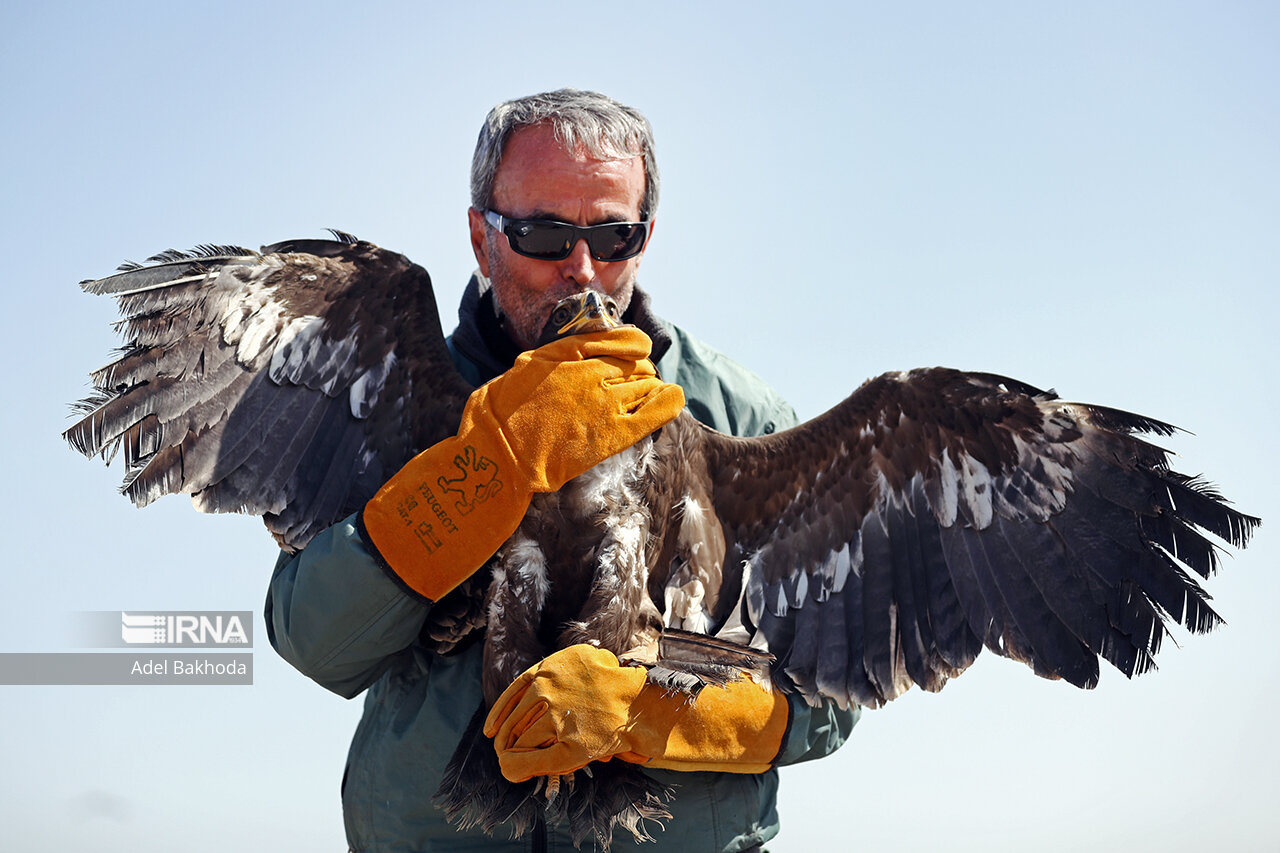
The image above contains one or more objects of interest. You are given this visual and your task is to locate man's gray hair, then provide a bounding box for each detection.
[471,89,659,220]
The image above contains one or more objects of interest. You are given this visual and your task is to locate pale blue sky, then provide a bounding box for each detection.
[2,2,1277,850]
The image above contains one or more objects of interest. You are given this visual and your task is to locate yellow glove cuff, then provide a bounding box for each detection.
[637,675,791,774]
[362,431,532,601]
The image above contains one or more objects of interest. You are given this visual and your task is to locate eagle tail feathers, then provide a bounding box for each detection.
[435,705,545,837]
[436,704,674,850]
[652,627,774,691]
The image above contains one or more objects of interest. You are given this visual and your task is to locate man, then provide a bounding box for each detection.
[267,89,857,852]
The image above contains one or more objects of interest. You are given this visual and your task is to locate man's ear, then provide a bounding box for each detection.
[468,207,491,277]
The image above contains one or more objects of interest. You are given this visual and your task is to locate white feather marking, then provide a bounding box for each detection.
[269,315,324,382]
[833,543,852,592]
[812,552,836,602]
[234,299,286,365]
[350,350,395,418]
[772,582,788,617]
[936,447,960,526]
[664,582,710,634]
[219,262,284,360]
[848,531,865,579]
[956,450,994,528]
[791,570,809,607]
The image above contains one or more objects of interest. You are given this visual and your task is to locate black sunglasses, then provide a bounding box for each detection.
[483,209,650,262]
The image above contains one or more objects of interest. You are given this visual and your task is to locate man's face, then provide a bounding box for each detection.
[468,124,651,351]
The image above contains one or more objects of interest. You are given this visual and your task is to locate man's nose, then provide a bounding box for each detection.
[557,237,598,285]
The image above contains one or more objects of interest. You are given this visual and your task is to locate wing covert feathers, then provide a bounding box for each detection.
[700,368,1257,709]
[65,236,471,552]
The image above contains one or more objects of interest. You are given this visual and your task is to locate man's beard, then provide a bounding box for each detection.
[487,247,636,351]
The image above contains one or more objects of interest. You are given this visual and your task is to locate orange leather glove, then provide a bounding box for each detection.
[362,327,684,600]
[483,644,791,783]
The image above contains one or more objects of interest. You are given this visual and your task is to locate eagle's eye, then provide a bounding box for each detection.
[551,306,572,327]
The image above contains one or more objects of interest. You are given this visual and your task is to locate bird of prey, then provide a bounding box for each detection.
[65,234,1258,848]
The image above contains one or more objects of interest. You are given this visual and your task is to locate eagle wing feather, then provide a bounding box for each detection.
[695,367,1258,709]
[64,235,471,552]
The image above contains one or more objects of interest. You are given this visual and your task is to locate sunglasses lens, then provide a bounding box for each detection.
[508,222,575,260]
[586,223,647,261]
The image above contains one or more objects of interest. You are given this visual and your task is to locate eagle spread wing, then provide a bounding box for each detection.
[683,370,1258,709]
[65,232,470,552]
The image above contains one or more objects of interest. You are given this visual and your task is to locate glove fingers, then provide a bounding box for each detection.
[573,327,654,360]
[592,355,659,380]
[607,377,686,418]
[497,743,592,784]
[483,678,535,739]
[556,379,682,471]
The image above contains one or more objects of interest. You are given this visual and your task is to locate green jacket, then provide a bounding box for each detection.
[266,277,858,852]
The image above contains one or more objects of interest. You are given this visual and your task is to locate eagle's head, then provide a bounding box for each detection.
[538,291,624,344]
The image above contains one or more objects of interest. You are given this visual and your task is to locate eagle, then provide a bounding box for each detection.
[65,233,1258,847]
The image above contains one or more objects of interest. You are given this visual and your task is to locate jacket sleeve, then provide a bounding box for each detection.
[776,694,859,765]
[265,513,431,699]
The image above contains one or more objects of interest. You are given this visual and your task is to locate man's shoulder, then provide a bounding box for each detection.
[651,317,798,438]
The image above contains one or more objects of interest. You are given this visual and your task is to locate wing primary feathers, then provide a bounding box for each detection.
[1142,511,1226,580]
[1084,404,1181,438]
[1152,470,1259,550]
[1051,495,1203,665]
[1066,458,1225,634]
[990,514,1101,687]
